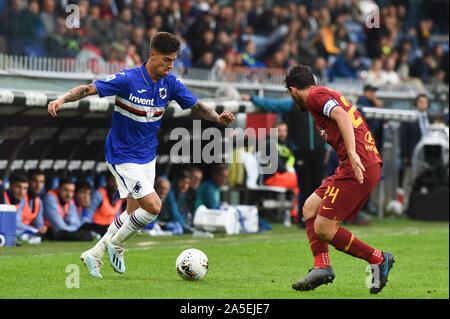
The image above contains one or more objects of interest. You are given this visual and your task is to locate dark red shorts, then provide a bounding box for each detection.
[315,163,382,222]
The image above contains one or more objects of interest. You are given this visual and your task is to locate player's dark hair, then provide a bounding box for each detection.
[150,32,181,54]
[10,173,29,185]
[284,65,316,91]
[75,180,92,192]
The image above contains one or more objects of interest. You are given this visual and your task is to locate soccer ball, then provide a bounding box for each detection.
[175,248,209,281]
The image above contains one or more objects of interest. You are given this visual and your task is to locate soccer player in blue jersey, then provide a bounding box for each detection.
[47,32,235,278]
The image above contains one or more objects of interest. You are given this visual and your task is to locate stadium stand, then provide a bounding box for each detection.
[0,0,449,235]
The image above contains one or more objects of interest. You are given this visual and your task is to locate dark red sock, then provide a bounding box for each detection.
[330,227,383,265]
[306,218,330,268]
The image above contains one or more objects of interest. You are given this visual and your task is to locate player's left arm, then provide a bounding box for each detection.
[330,106,365,184]
[191,101,235,125]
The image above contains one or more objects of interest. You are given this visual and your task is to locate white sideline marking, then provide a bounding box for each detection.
[0,228,446,259]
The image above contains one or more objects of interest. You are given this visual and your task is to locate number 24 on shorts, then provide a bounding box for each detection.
[323,186,340,204]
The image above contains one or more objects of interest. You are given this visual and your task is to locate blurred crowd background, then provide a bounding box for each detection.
[0,0,448,87]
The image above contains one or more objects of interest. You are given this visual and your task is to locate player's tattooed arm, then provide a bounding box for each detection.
[191,101,235,125]
[48,84,97,117]
[62,84,97,103]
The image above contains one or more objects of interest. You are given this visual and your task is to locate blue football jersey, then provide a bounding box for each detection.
[94,60,197,164]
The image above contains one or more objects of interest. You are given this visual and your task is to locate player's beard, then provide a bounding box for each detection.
[293,95,307,112]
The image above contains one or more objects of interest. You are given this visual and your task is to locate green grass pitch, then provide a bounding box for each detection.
[0,218,448,299]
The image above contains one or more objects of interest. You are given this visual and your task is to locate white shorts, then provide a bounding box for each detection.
[106,159,156,200]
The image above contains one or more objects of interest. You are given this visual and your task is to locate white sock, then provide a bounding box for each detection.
[89,211,129,258]
[111,208,157,245]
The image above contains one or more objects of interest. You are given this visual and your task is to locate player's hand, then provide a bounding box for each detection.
[218,111,235,125]
[48,98,64,117]
[240,94,251,101]
[348,151,365,184]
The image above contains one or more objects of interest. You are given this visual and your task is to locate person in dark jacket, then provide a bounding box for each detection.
[241,94,326,228]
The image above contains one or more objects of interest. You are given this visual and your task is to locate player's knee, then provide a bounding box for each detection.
[313,219,335,242]
[139,196,162,215]
[302,201,316,220]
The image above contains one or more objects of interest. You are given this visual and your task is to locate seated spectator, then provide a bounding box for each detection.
[382,55,401,86]
[194,164,229,211]
[24,170,47,237]
[156,172,187,235]
[262,121,299,222]
[194,50,215,69]
[328,42,361,80]
[73,180,92,223]
[189,166,203,193]
[356,84,385,152]
[240,40,265,69]
[83,172,123,236]
[43,178,94,241]
[28,170,46,199]
[363,58,384,86]
[142,175,173,234]
[2,173,46,240]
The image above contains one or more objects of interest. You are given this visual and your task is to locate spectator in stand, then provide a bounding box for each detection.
[410,50,434,83]
[3,0,23,55]
[266,50,288,69]
[191,28,215,64]
[382,55,401,86]
[2,173,46,241]
[83,172,123,236]
[215,5,235,36]
[98,0,117,20]
[328,42,361,80]
[297,26,318,67]
[113,6,133,44]
[125,43,141,68]
[40,0,57,36]
[194,164,229,211]
[396,51,425,92]
[259,4,284,35]
[240,39,265,69]
[311,56,329,80]
[363,58,384,87]
[356,84,385,153]
[185,5,215,46]
[247,0,264,32]
[21,0,46,56]
[43,178,94,241]
[131,0,146,29]
[158,0,177,33]
[212,30,232,60]
[130,27,149,62]
[194,50,215,69]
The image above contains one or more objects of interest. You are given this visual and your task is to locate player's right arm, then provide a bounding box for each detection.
[48,83,98,117]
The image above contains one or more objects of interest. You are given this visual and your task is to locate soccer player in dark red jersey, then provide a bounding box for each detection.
[284,65,394,294]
